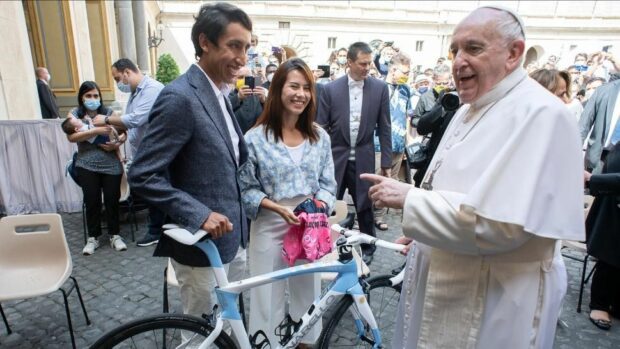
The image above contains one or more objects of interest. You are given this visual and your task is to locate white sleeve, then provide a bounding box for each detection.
[402,188,532,255]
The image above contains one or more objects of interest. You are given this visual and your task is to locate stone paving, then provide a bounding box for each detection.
[0,210,618,348]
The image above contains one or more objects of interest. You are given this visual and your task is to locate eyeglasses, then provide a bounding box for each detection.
[435,81,450,86]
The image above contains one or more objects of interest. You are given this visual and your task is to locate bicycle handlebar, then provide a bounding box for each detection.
[331,224,407,253]
[162,223,407,254]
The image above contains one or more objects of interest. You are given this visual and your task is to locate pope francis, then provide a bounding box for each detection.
[362,6,584,349]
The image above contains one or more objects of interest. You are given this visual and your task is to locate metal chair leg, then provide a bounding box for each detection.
[60,289,77,349]
[0,302,12,335]
[70,277,91,325]
[163,267,169,313]
[577,255,589,313]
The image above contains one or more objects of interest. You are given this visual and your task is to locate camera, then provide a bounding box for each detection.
[440,91,460,111]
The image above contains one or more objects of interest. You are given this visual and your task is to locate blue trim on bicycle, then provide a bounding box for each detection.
[216,289,241,320]
[195,240,223,268]
[371,328,382,348]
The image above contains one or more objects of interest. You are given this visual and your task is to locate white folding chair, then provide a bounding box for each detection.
[0,214,90,348]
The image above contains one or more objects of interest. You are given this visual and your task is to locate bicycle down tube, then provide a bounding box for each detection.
[165,227,383,349]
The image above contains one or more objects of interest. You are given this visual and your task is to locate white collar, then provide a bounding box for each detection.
[470,68,527,110]
[38,78,48,85]
[194,63,231,97]
[348,75,365,87]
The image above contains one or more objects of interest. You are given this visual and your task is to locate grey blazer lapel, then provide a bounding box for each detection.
[604,83,620,135]
[338,77,351,145]
[188,65,237,163]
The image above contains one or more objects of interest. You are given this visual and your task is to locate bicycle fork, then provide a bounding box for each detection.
[349,289,383,349]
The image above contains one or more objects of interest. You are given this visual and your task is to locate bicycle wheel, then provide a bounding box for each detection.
[90,313,237,349]
[317,274,401,348]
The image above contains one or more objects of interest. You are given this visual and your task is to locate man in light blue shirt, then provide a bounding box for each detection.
[93,58,164,247]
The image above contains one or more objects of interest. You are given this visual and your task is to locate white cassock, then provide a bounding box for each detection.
[392,68,584,349]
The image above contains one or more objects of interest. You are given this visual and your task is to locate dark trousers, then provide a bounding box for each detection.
[147,205,166,237]
[337,160,376,254]
[78,167,122,238]
[590,260,620,314]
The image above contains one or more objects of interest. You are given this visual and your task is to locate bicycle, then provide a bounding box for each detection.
[90,224,406,349]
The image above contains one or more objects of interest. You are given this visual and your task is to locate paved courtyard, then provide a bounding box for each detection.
[0,210,618,348]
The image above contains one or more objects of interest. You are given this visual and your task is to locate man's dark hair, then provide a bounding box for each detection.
[265,63,278,71]
[347,42,372,61]
[191,2,252,59]
[586,77,606,87]
[112,58,139,73]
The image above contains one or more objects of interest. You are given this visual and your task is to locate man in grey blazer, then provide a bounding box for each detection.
[128,3,251,321]
[317,42,392,263]
[580,79,620,174]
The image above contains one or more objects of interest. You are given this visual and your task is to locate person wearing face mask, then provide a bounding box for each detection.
[35,67,60,119]
[411,64,452,128]
[262,63,278,89]
[336,47,348,70]
[92,58,165,247]
[239,58,337,349]
[372,52,413,231]
[584,77,606,104]
[64,81,128,255]
[411,74,431,110]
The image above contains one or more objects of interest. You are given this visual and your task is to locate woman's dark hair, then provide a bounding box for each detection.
[75,81,106,118]
[255,58,319,144]
[191,2,252,59]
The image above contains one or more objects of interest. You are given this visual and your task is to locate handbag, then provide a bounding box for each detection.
[65,151,81,186]
[405,139,429,170]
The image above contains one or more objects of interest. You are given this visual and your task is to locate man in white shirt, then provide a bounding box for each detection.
[363,6,584,348]
[128,2,250,335]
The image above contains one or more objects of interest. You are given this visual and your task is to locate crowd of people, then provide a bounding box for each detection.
[40,1,620,347]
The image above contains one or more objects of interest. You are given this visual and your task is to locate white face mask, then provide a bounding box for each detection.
[267,73,275,82]
[46,74,51,82]
[585,89,595,100]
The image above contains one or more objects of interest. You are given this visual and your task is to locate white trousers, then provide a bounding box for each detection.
[249,199,321,346]
[171,246,247,347]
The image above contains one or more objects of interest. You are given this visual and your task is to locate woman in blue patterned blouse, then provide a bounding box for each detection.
[239,58,337,348]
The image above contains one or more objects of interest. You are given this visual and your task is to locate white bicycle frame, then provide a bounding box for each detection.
[163,224,397,349]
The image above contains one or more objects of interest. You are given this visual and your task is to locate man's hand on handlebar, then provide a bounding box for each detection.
[202,212,233,239]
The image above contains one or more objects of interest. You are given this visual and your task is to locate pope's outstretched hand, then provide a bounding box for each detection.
[361,173,413,210]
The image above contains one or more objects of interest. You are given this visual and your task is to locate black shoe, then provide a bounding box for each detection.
[362,252,374,266]
[589,316,612,331]
[392,263,406,275]
[136,233,159,247]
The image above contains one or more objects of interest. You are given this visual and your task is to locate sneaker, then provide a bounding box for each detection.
[136,233,159,247]
[110,235,127,251]
[83,237,99,255]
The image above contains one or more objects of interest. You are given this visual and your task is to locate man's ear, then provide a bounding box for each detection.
[506,39,525,70]
[199,33,210,55]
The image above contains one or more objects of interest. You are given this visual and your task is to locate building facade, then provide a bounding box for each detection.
[0,0,162,121]
[159,1,620,72]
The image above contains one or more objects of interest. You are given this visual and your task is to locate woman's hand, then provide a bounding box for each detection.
[277,205,300,225]
[99,141,121,152]
[93,126,113,135]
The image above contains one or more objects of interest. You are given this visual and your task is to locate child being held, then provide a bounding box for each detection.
[61,117,119,144]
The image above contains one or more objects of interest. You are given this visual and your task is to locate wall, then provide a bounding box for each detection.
[0,1,41,120]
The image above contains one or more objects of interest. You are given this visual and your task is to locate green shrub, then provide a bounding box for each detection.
[156,53,180,85]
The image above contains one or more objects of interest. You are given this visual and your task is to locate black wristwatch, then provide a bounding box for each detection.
[104,116,110,125]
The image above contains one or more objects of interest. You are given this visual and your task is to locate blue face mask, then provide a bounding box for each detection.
[117,81,131,93]
[84,98,101,111]
[418,86,428,94]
